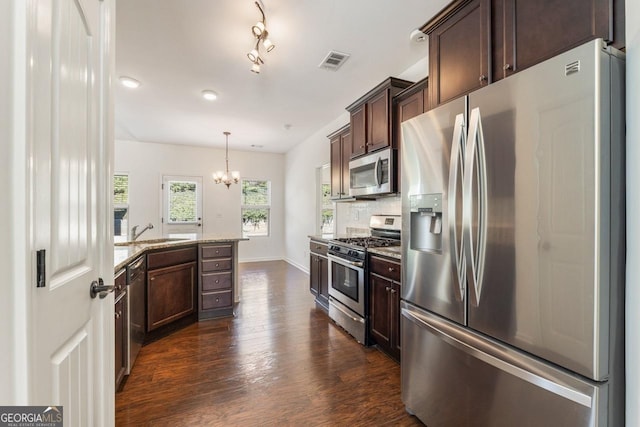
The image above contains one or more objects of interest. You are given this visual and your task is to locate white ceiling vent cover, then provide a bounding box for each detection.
[319,51,351,71]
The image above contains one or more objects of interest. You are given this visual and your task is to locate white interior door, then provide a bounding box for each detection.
[29,0,113,424]
[162,175,203,237]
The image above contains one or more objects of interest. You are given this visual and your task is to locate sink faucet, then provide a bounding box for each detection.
[131,223,154,241]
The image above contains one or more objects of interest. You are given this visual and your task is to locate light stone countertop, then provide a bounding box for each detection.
[368,246,402,261]
[114,234,247,271]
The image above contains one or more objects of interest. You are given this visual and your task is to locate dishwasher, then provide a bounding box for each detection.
[127,255,146,373]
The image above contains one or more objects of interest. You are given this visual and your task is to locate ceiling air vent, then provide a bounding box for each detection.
[318,51,350,71]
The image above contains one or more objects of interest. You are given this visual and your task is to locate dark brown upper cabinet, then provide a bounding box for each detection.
[497,0,624,80]
[423,0,624,105]
[346,77,413,160]
[423,0,491,108]
[328,125,351,200]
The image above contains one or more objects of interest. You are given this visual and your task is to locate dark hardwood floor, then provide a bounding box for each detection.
[116,260,423,426]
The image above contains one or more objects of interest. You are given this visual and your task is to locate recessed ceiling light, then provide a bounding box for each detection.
[119,76,141,89]
[251,144,264,148]
[202,90,218,101]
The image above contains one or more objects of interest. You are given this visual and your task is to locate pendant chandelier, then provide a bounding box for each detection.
[213,131,240,188]
[247,1,275,74]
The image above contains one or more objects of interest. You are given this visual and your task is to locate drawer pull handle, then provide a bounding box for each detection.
[390,289,397,294]
[115,311,121,319]
[216,298,220,302]
[388,267,395,272]
[215,263,219,267]
[385,286,391,292]
[215,279,219,284]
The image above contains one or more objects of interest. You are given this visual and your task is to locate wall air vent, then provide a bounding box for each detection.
[318,51,351,71]
[565,60,580,76]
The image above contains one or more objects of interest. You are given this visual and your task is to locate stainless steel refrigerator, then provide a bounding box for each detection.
[400,39,625,426]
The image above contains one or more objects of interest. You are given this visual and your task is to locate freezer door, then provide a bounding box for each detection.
[401,302,607,427]
[465,39,623,380]
[401,96,467,325]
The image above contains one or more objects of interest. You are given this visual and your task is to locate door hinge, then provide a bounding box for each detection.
[36,249,46,288]
[161,217,164,224]
[161,183,164,190]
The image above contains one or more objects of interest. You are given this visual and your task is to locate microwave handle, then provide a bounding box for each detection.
[374,156,382,187]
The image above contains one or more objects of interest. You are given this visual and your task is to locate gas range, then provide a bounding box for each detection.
[327,215,401,345]
[328,237,400,264]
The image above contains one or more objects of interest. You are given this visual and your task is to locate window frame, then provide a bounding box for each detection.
[113,173,129,239]
[241,178,271,238]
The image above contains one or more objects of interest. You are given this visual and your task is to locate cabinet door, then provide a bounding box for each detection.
[147,262,196,332]
[429,0,490,107]
[391,283,401,360]
[114,296,127,390]
[340,130,351,195]
[309,254,320,296]
[502,0,611,79]
[370,274,392,348]
[367,90,391,152]
[330,136,342,199]
[350,104,367,158]
[318,256,329,306]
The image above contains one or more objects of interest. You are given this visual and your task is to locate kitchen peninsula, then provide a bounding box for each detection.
[113,235,246,390]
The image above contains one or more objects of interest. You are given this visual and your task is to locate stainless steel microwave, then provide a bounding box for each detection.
[349,148,395,197]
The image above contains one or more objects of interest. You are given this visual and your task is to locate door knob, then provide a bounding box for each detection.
[90,278,114,299]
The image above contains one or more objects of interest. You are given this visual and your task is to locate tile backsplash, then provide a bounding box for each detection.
[335,195,401,234]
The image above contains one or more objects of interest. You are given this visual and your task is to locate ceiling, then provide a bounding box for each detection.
[115,0,449,153]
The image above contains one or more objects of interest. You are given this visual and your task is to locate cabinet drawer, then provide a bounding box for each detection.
[369,255,401,282]
[202,258,232,272]
[201,244,232,259]
[147,246,197,270]
[201,291,232,310]
[202,272,232,291]
[309,241,328,256]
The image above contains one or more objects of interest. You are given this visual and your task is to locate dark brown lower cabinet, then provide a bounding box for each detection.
[309,239,329,310]
[146,246,197,332]
[369,255,401,361]
[199,243,235,319]
[114,268,127,391]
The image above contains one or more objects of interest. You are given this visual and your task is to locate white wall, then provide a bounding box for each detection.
[626,1,639,423]
[283,112,350,271]
[115,139,285,262]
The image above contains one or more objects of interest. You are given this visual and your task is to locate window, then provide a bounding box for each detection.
[162,175,203,236]
[321,182,334,234]
[317,164,334,234]
[242,179,270,237]
[114,174,129,238]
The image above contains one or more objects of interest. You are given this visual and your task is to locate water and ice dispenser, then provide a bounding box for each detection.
[410,193,443,253]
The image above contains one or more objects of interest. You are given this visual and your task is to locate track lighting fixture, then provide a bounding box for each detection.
[247,1,275,73]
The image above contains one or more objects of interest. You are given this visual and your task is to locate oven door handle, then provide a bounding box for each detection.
[327,254,364,269]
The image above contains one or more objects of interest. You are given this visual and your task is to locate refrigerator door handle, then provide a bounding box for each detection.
[448,113,466,302]
[463,107,488,307]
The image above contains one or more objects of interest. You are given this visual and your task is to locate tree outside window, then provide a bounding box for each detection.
[242,179,270,237]
[321,183,334,233]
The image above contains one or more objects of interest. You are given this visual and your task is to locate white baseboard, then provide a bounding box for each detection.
[237,257,310,275]
[284,257,309,274]
[238,256,284,263]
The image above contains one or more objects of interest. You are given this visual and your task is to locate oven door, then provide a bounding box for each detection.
[328,254,365,316]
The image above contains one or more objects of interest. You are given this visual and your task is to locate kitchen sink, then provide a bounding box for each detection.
[114,238,189,246]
